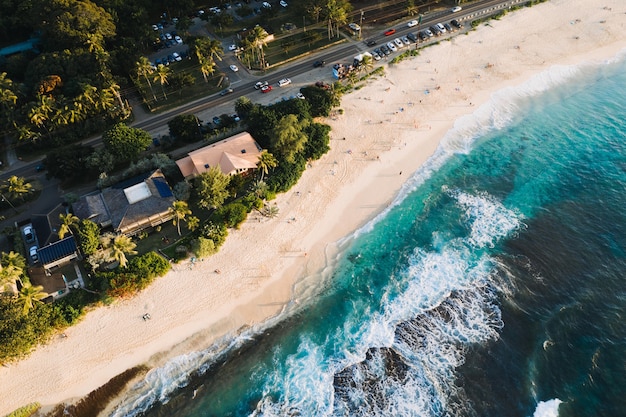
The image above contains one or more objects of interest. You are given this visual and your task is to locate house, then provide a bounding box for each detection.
[175,132,263,178]
[72,169,175,236]
[30,204,80,271]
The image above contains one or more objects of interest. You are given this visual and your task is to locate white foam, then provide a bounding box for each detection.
[532,399,563,417]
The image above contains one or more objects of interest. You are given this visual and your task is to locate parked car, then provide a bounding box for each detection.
[228,44,238,51]
[232,114,241,122]
[444,23,453,32]
[229,64,239,72]
[255,80,269,89]
[165,32,172,40]
[371,50,381,61]
[29,246,38,262]
[379,44,391,55]
[401,36,410,45]
[424,29,434,37]
[261,85,273,93]
[407,32,417,42]
[296,92,305,100]
[384,28,396,36]
[386,42,397,52]
[280,0,288,6]
[348,23,360,31]
[212,116,221,125]
[451,19,462,28]
[407,20,418,28]
[174,35,183,44]
[172,52,182,61]
[152,24,159,31]
[278,78,291,86]
[23,226,34,242]
[429,25,441,36]
[313,60,326,67]
[220,88,234,96]
[262,1,271,8]
[436,23,447,33]
[394,38,404,48]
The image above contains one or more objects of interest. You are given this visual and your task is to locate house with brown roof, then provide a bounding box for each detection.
[72,169,175,236]
[176,131,263,178]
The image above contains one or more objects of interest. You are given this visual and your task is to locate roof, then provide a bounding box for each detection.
[37,236,77,265]
[176,132,263,177]
[31,203,69,246]
[72,170,175,234]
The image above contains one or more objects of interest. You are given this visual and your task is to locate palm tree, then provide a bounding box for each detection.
[0,251,24,294]
[28,95,55,138]
[247,26,269,69]
[2,175,33,201]
[135,57,157,102]
[359,54,374,75]
[101,233,137,268]
[256,150,278,181]
[169,200,192,236]
[250,180,268,198]
[58,213,79,239]
[186,215,200,232]
[262,204,280,218]
[17,282,48,315]
[198,56,217,83]
[326,0,351,40]
[153,64,171,100]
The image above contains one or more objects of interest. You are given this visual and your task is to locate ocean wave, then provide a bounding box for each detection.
[531,398,562,417]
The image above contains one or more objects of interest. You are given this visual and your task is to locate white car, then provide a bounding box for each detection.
[280,0,288,6]
[230,64,239,72]
[436,23,447,33]
[165,32,172,40]
[152,24,159,31]
[296,92,305,99]
[29,246,38,262]
[278,78,291,87]
[348,23,361,31]
[394,38,404,48]
[451,6,462,12]
[228,44,238,51]
[172,52,182,61]
[255,80,269,89]
[174,35,183,44]
[262,1,271,8]
[23,225,34,242]
[407,20,418,28]
[387,42,397,52]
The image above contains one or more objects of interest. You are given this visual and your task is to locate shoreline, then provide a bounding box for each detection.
[1,0,625,414]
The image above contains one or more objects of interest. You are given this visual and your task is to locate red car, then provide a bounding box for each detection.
[261,85,273,93]
[384,28,396,36]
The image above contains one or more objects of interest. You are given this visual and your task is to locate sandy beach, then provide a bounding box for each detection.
[1,0,625,414]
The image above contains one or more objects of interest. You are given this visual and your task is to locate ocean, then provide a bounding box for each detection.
[107,51,626,417]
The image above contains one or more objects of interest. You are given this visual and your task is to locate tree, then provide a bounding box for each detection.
[100,233,137,268]
[41,0,116,51]
[235,96,254,119]
[44,144,94,182]
[169,200,192,236]
[186,216,200,232]
[271,114,310,163]
[102,123,152,161]
[0,252,25,294]
[58,213,79,239]
[153,64,171,100]
[245,26,269,69]
[1,176,33,201]
[135,57,157,102]
[256,150,278,181]
[198,55,217,83]
[76,219,101,256]
[325,0,352,40]
[17,282,47,315]
[194,167,231,210]
[359,54,374,74]
[168,114,202,143]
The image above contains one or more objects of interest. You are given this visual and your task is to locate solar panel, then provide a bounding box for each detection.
[153,178,173,198]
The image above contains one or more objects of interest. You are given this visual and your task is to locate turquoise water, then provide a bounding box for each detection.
[109,51,626,417]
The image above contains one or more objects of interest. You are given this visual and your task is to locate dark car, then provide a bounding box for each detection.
[213,116,221,125]
[379,44,391,56]
[451,19,462,28]
[429,25,441,36]
[407,32,417,43]
[220,88,234,96]
[365,39,377,46]
[313,60,326,68]
[444,23,453,32]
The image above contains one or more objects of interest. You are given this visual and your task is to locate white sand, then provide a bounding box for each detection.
[1,0,625,413]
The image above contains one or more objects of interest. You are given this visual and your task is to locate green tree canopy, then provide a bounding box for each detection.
[168,114,202,143]
[270,114,309,163]
[76,219,101,256]
[102,123,151,162]
[194,167,231,210]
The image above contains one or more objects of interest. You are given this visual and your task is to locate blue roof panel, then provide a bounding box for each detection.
[37,236,78,265]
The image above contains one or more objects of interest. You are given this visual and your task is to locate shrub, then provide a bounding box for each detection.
[199,221,228,248]
[217,202,248,229]
[191,237,217,258]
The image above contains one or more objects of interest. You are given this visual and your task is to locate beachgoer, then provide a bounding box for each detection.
[399,171,403,175]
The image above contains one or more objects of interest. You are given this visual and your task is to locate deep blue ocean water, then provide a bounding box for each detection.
[109,50,626,417]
